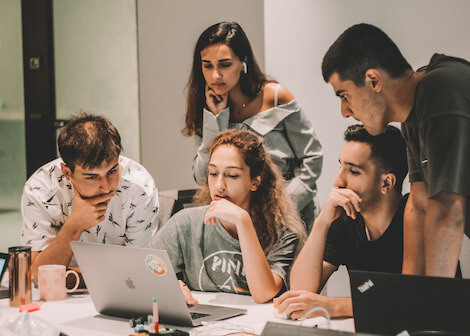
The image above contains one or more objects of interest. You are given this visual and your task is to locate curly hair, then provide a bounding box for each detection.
[194,129,306,253]
[183,22,268,137]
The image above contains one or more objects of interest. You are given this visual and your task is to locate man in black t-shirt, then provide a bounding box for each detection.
[321,23,470,278]
[278,124,408,319]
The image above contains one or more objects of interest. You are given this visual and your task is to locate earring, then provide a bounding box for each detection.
[242,62,247,74]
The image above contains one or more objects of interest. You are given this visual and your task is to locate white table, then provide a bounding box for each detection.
[0,285,355,335]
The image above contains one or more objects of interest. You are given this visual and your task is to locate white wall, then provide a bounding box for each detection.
[264,0,470,294]
[138,0,264,191]
[54,0,141,162]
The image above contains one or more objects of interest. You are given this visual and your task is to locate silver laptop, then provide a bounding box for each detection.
[70,241,247,327]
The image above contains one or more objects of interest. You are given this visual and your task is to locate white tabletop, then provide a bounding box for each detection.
[0,279,355,335]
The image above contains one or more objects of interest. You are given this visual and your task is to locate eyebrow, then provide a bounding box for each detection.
[335,90,346,97]
[81,163,119,176]
[201,58,232,63]
[107,163,119,172]
[208,163,243,170]
[345,161,363,170]
[339,159,364,170]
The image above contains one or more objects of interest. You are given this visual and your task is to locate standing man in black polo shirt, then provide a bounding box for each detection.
[320,23,470,278]
[278,124,408,319]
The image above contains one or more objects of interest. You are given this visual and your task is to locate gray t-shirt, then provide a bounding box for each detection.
[146,205,298,295]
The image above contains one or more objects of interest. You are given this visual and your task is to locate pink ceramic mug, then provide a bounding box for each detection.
[38,264,80,301]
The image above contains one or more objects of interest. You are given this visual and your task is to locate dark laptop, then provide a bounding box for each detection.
[261,321,377,336]
[0,252,9,299]
[350,270,470,335]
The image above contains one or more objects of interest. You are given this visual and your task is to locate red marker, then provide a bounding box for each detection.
[152,297,159,332]
[19,302,41,312]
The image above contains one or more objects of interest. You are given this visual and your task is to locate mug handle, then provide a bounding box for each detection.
[65,270,80,293]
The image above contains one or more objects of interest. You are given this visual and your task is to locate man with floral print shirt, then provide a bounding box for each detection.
[20,113,159,283]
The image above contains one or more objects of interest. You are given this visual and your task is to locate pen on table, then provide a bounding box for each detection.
[152,297,159,333]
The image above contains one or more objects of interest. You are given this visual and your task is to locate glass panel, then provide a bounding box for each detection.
[53,0,140,161]
[0,0,26,210]
[0,0,26,250]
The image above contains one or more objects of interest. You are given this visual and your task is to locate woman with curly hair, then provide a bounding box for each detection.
[184,21,323,233]
[147,129,306,303]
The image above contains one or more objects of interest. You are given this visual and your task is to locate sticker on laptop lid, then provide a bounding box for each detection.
[145,255,167,276]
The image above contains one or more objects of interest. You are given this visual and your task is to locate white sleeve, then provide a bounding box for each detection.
[192,107,230,184]
[121,170,159,247]
[20,183,65,252]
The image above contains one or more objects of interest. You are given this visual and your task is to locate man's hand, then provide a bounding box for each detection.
[178,280,199,305]
[277,290,352,319]
[277,290,332,320]
[205,85,228,115]
[67,188,114,232]
[317,188,362,226]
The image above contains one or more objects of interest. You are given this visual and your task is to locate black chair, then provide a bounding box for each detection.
[155,189,197,230]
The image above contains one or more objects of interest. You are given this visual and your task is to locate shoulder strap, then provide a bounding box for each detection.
[274,83,282,107]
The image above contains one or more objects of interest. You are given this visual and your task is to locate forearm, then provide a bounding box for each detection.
[402,182,428,275]
[237,214,281,303]
[424,193,465,277]
[402,201,425,275]
[32,221,83,282]
[326,297,353,318]
[290,216,330,292]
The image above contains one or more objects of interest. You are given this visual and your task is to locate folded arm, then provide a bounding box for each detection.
[192,108,230,184]
[204,199,284,303]
[279,188,361,318]
[284,111,323,211]
[25,188,113,283]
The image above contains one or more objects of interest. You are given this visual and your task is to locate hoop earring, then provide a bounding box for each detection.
[242,62,247,74]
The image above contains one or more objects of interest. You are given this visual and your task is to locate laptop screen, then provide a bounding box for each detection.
[0,252,8,283]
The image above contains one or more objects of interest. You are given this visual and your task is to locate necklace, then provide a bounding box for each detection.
[233,99,250,116]
[240,96,254,110]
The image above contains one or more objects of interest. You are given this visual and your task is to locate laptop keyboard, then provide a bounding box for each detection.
[190,312,210,320]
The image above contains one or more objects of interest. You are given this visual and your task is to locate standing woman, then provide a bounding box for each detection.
[184,21,323,232]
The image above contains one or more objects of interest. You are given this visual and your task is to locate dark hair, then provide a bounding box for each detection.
[322,23,412,86]
[183,22,268,137]
[344,124,408,192]
[58,112,122,172]
[194,129,306,252]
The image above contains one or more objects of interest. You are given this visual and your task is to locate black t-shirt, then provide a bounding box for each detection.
[402,54,470,199]
[323,196,408,274]
[323,194,462,277]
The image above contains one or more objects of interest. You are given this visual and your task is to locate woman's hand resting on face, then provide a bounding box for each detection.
[205,85,228,116]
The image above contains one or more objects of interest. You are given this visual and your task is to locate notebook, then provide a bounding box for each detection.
[0,252,9,299]
[350,270,470,335]
[70,241,247,326]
